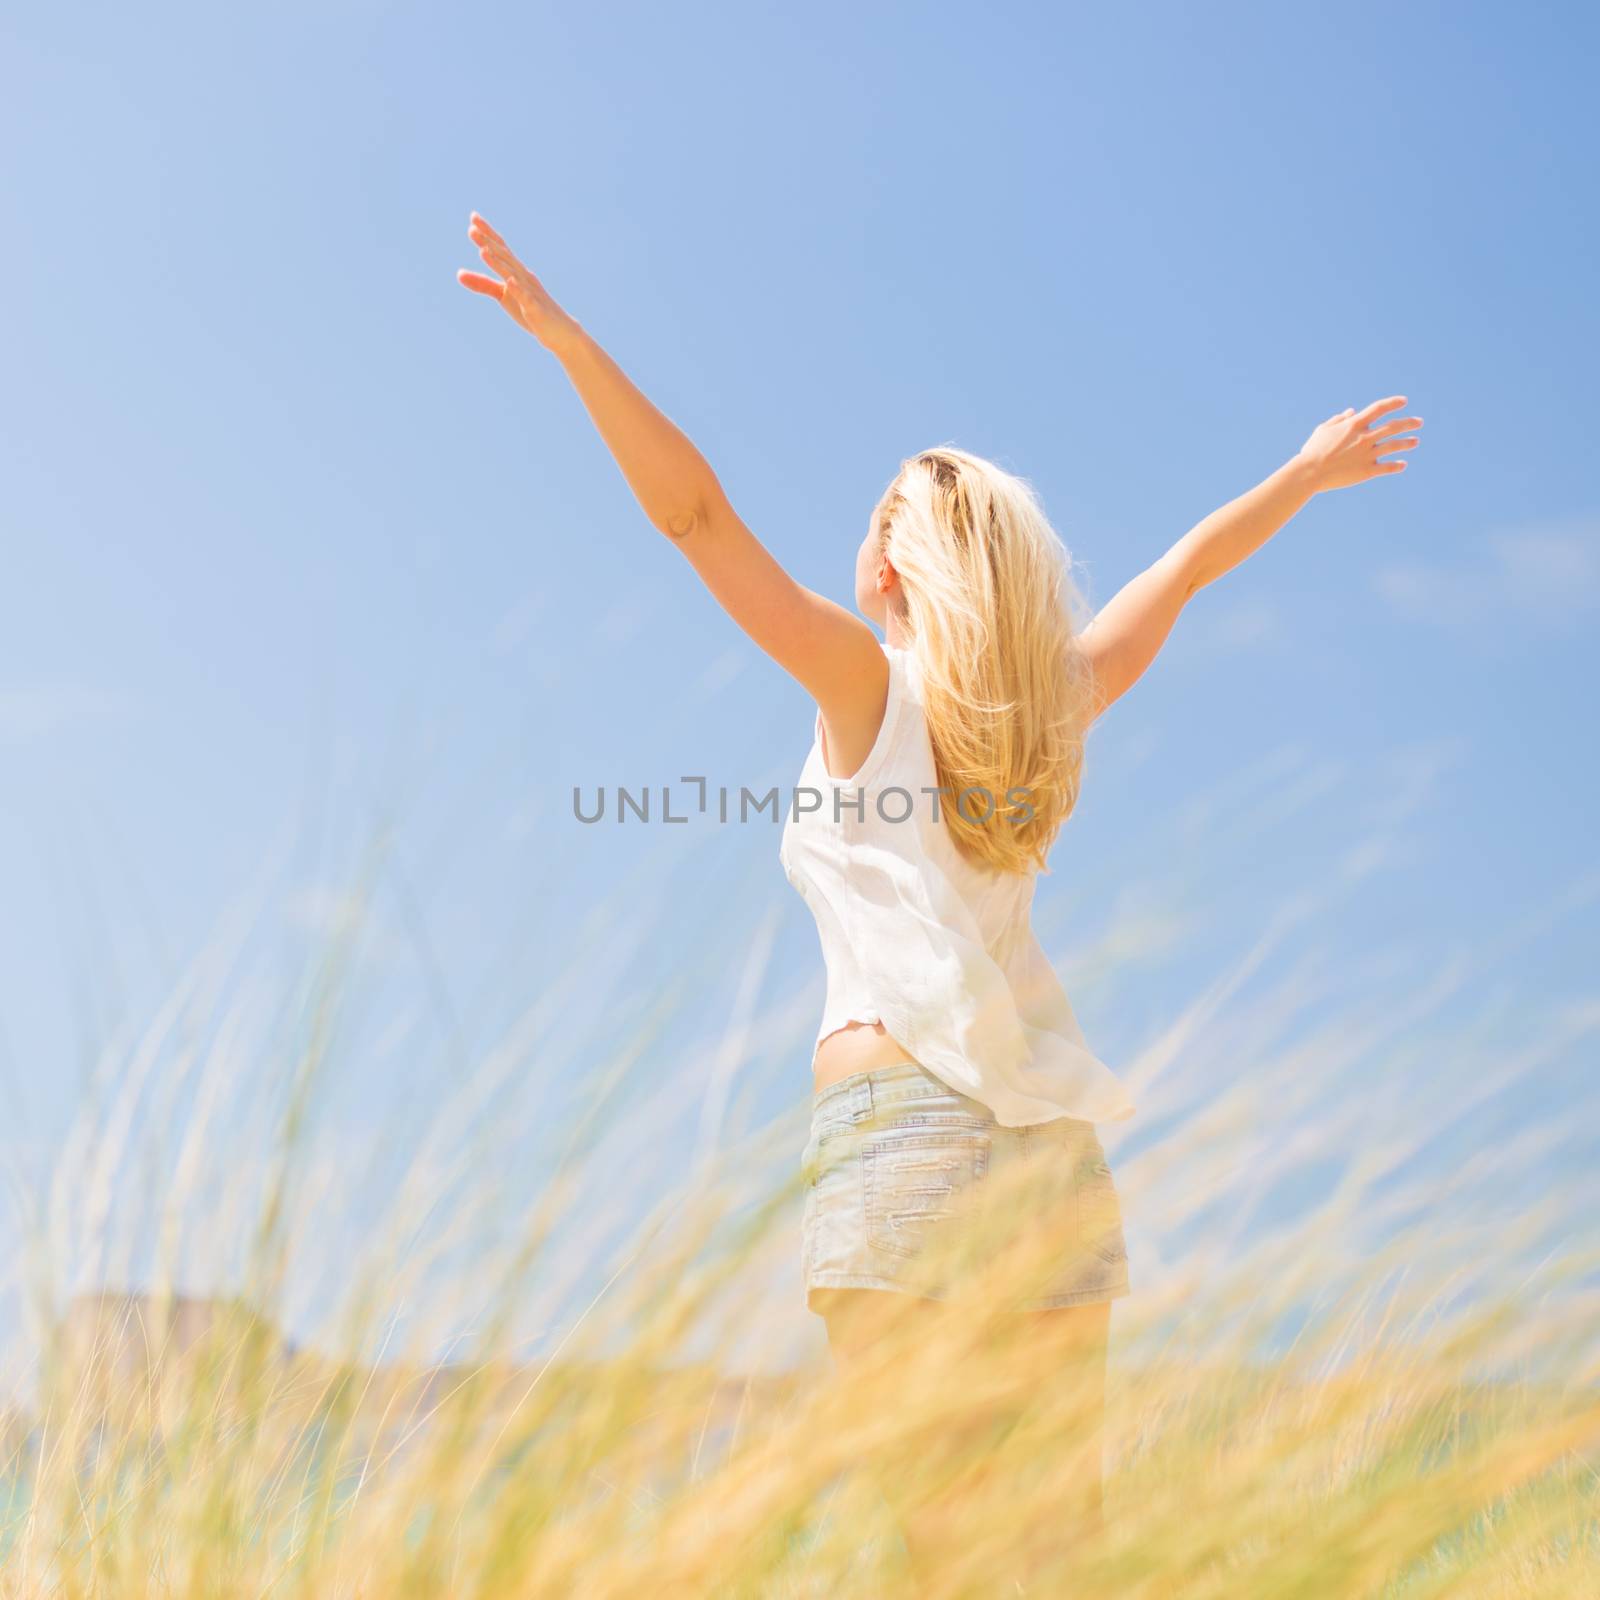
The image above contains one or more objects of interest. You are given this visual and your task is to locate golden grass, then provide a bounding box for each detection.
[1,851,1596,1598]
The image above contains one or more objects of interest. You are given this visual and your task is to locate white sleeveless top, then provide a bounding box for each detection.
[779,641,1136,1128]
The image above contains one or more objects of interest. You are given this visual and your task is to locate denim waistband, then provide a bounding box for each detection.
[811,1058,984,1124]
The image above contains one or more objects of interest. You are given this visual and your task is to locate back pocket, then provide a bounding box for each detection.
[862,1129,991,1260]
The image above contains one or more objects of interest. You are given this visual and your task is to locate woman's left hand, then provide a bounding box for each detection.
[457,213,584,354]
[1295,396,1424,492]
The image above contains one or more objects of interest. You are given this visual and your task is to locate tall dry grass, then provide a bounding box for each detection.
[1,820,1596,1598]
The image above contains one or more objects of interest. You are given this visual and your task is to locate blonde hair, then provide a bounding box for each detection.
[873,446,1095,875]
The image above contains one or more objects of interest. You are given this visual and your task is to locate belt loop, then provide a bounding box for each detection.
[849,1075,874,1123]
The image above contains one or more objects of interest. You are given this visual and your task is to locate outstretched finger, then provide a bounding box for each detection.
[1356,395,1408,426]
[1372,435,1419,455]
[457,269,506,299]
[469,224,517,267]
[468,212,508,248]
[474,239,525,284]
[1369,416,1423,440]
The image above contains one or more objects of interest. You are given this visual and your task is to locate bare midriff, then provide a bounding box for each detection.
[811,1018,921,1094]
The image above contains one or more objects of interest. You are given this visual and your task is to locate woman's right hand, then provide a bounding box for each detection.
[457,212,584,355]
[1295,396,1424,492]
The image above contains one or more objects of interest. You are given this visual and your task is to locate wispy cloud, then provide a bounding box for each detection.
[489,589,549,657]
[1374,521,1599,627]
[0,687,132,741]
[595,590,656,647]
[695,647,747,696]
[1182,598,1287,656]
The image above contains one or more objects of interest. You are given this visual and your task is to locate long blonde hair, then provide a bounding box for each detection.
[873,446,1095,875]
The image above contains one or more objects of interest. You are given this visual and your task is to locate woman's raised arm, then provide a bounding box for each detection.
[457,213,886,722]
[1076,396,1424,722]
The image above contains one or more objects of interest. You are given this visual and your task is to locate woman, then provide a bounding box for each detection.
[457,213,1422,1584]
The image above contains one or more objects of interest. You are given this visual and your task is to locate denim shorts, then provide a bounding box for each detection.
[800,1060,1132,1313]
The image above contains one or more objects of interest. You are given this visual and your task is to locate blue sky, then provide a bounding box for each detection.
[1,2,1596,1360]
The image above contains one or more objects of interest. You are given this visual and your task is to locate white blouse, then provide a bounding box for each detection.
[779,640,1136,1128]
